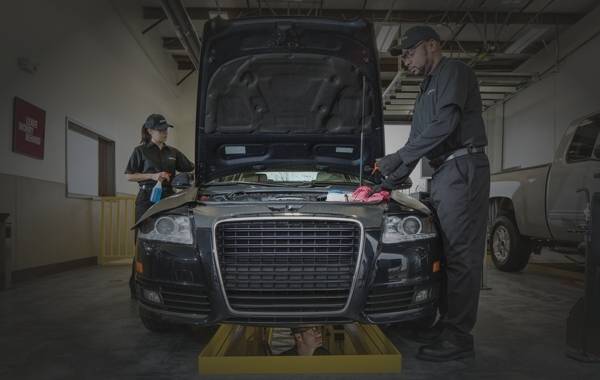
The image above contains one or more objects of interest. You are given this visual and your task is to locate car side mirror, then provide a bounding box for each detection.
[172,173,193,189]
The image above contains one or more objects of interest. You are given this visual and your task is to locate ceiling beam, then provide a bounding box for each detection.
[144,7,582,25]
[384,104,415,111]
[390,93,418,99]
[386,99,416,105]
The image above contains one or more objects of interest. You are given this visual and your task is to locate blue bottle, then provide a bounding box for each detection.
[150,181,162,203]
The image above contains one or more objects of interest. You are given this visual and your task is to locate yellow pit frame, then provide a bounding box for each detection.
[198,323,402,375]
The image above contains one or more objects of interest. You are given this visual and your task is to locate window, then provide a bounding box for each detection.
[66,119,115,198]
[566,117,600,163]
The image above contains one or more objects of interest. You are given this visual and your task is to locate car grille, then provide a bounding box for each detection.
[215,218,362,314]
[364,284,418,314]
[139,278,211,315]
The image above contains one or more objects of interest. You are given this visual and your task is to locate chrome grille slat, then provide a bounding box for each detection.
[231,302,347,309]
[215,218,362,314]
[227,287,350,293]
[222,244,356,248]
[225,278,351,284]
[228,294,347,300]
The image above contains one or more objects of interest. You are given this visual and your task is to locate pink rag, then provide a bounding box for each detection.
[350,185,390,203]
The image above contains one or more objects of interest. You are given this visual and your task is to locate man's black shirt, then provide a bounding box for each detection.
[125,142,194,187]
[399,57,488,165]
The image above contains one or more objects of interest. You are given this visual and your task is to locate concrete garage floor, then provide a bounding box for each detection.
[1,262,599,380]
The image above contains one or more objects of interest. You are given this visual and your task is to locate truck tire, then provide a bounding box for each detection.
[139,308,177,333]
[490,216,532,272]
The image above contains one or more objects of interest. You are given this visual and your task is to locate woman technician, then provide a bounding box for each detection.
[124,113,194,296]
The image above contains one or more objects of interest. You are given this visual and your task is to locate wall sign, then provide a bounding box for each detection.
[12,97,46,159]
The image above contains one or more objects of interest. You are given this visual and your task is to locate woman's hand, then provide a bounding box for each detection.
[152,172,171,182]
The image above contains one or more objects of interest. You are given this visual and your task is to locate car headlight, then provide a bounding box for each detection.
[382,215,437,243]
[138,215,193,245]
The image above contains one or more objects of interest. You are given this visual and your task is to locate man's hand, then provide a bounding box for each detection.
[386,163,412,188]
[373,161,413,192]
[378,153,404,176]
[372,178,395,193]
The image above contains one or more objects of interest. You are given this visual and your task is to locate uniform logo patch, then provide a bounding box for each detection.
[427,89,436,95]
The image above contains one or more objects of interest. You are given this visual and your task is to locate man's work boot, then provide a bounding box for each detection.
[417,339,475,362]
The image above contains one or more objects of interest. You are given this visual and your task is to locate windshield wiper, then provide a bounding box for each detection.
[294,181,355,188]
[204,181,290,187]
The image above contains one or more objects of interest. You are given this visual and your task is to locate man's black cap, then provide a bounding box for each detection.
[290,326,320,335]
[389,25,441,56]
[143,114,174,130]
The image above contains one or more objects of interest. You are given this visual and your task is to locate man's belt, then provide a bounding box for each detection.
[429,146,486,168]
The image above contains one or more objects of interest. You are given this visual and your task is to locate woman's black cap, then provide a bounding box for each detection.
[144,114,174,130]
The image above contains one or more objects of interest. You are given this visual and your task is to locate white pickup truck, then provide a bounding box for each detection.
[488,112,600,271]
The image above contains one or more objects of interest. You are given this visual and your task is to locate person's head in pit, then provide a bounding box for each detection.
[390,26,443,76]
[289,326,324,356]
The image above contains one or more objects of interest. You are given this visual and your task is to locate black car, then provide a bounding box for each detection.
[133,16,442,331]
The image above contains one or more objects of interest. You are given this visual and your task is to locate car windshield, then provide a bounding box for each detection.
[207,169,364,186]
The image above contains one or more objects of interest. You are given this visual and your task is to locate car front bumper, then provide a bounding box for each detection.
[135,215,442,326]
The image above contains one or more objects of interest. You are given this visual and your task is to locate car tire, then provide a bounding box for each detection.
[139,308,177,333]
[490,216,532,272]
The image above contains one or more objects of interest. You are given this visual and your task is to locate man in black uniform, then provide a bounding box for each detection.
[377,26,490,361]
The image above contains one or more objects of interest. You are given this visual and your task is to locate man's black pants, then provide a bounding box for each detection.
[430,153,490,345]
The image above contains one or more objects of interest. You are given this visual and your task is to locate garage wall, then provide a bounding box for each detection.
[0,0,197,273]
[483,4,600,170]
[172,72,199,158]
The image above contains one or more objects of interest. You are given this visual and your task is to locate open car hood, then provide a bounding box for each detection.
[195,17,385,185]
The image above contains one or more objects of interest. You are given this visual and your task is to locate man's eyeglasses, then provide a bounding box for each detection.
[296,326,321,334]
[401,40,425,60]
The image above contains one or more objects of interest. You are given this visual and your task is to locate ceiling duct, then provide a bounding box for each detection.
[160,0,202,70]
[505,27,549,54]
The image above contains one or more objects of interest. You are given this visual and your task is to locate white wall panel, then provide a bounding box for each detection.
[503,77,556,169]
[483,4,600,170]
[384,124,428,193]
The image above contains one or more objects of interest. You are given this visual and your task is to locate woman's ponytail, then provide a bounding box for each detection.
[140,126,151,144]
